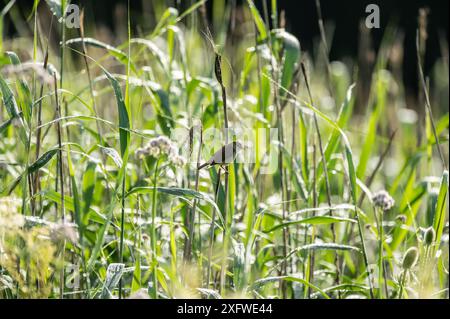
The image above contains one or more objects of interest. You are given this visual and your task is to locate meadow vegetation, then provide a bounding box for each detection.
[0,0,448,299]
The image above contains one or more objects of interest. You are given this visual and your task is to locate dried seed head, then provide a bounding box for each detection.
[424,227,436,246]
[372,190,395,211]
[402,247,419,269]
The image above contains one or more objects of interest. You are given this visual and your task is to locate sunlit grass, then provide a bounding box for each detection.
[0,0,448,299]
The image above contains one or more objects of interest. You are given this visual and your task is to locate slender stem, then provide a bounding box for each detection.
[355,212,375,298]
[118,176,126,299]
[214,51,230,294]
[399,270,407,299]
[78,9,104,145]
[151,159,160,299]
[53,71,65,299]
[207,169,222,289]
[416,32,447,170]
[376,207,384,299]
[314,0,336,105]
[184,126,203,262]
[301,62,340,292]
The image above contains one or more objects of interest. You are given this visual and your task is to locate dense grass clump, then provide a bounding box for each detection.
[0,0,448,299]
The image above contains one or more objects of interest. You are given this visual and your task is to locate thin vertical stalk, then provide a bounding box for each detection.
[416,32,448,170]
[304,144,317,299]
[374,207,384,298]
[184,125,203,262]
[118,0,132,299]
[300,62,340,292]
[53,73,65,299]
[398,270,407,299]
[314,0,335,105]
[78,9,103,145]
[214,53,230,294]
[33,17,53,211]
[207,169,222,289]
[271,65,289,298]
[150,159,160,299]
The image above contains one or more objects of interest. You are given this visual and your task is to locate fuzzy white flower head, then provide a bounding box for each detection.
[149,146,160,157]
[372,190,395,211]
[170,154,187,167]
[0,197,24,229]
[136,135,185,167]
[136,147,147,159]
[156,136,172,153]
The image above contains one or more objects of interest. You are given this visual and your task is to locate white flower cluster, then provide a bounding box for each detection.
[372,190,395,211]
[136,136,186,167]
[0,197,24,229]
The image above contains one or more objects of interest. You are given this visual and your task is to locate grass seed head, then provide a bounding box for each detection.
[402,247,419,269]
[424,227,436,246]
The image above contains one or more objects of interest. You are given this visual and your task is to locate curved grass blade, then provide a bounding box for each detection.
[264,216,356,233]
[65,37,137,74]
[433,170,449,251]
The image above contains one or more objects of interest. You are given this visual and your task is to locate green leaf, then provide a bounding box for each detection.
[98,145,123,168]
[0,72,27,144]
[264,216,356,233]
[0,74,20,118]
[6,149,58,194]
[100,263,125,299]
[103,70,130,158]
[65,38,137,74]
[297,243,361,253]
[275,30,301,100]
[126,186,225,229]
[433,170,449,251]
[6,51,33,124]
[318,84,356,179]
[28,149,58,173]
[44,0,63,20]
[246,0,268,41]
[356,71,389,179]
[0,118,12,134]
[41,190,108,225]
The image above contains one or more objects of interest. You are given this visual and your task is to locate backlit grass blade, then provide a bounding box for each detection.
[65,37,137,74]
[432,170,449,251]
[246,0,268,41]
[264,216,355,233]
[100,263,125,299]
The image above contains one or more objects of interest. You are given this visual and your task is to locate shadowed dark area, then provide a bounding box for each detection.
[3,0,449,95]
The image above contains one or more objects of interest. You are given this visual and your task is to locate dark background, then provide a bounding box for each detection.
[3,0,449,94]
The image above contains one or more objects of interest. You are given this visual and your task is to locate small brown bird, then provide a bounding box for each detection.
[198,141,244,170]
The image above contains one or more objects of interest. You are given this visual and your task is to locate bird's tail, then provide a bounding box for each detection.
[197,162,209,170]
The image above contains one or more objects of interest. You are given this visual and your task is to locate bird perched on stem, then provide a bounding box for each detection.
[198,141,244,170]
